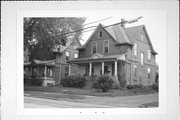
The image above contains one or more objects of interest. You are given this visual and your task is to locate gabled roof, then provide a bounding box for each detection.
[79,24,132,49]
[125,25,157,54]
[105,24,132,45]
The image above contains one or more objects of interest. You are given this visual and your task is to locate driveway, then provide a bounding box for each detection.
[24,91,158,108]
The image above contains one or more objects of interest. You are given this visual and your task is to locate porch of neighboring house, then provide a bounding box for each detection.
[24,60,58,86]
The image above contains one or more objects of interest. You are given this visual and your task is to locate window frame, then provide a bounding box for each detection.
[65,51,70,61]
[99,31,102,38]
[134,43,137,56]
[140,52,144,65]
[147,68,151,79]
[92,42,97,54]
[104,40,109,54]
[133,65,137,77]
[148,49,151,60]
[74,53,78,58]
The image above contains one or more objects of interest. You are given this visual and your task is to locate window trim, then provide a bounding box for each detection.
[92,42,97,54]
[74,53,78,58]
[140,52,144,65]
[65,51,70,61]
[134,43,137,56]
[99,31,102,38]
[147,68,151,79]
[148,49,151,60]
[103,40,109,54]
[133,65,137,77]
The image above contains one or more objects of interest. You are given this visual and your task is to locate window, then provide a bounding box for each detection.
[65,51,70,61]
[85,65,89,76]
[104,41,109,54]
[92,42,97,54]
[134,43,137,56]
[65,66,69,76]
[133,65,137,77]
[147,68,151,79]
[141,53,144,65]
[99,31,102,38]
[74,53,78,58]
[148,49,151,60]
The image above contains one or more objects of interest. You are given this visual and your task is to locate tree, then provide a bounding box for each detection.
[24,17,85,61]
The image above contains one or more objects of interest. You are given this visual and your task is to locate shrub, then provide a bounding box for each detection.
[60,75,87,88]
[151,83,158,91]
[126,84,134,90]
[31,78,43,86]
[133,84,143,89]
[92,75,113,92]
[118,72,127,89]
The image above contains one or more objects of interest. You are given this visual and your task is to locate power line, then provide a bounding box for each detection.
[83,16,112,26]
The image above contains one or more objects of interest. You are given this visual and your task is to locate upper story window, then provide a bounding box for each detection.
[92,42,97,54]
[133,65,137,77]
[65,51,70,61]
[104,41,109,54]
[134,43,137,56]
[74,53,78,58]
[99,31,102,38]
[147,68,151,79]
[141,52,144,65]
[148,49,151,60]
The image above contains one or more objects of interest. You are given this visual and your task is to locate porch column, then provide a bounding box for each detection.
[89,62,92,76]
[102,61,104,75]
[44,66,47,77]
[115,61,117,76]
[69,64,71,75]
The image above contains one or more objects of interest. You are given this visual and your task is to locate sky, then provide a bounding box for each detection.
[79,10,166,64]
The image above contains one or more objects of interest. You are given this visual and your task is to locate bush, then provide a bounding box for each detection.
[60,75,87,88]
[151,83,158,91]
[31,78,43,86]
[92,75,113,92]
[126,84,134,90]
[118,72,127,89]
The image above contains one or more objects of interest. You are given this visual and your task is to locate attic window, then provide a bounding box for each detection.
[134,43,137,56]
[148,49,151,60]
[65,51,70,61]
[99,31,102,38]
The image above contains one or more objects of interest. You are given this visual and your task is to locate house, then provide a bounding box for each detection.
[68,23,158,85]
[24,38,81,86]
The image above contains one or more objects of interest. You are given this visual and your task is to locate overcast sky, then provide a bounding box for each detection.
[79,10,166,64]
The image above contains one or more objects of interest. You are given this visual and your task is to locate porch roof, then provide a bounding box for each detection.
[24,59,56,67]
[68,53,126,64]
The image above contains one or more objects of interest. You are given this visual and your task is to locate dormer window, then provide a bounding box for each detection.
[148,49,151,60]
[134,43,137,56]
[99,31,102,38]
[92,42,97,54]
[104,41,109,54]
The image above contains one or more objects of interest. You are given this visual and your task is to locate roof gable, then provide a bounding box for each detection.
[125,25,157,54]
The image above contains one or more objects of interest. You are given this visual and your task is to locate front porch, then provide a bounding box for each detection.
[68,60,127,85]
[24,60,57,86]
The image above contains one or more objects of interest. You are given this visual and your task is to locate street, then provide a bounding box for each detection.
[24,91,158,108]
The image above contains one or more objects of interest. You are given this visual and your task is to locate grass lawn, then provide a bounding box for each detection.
[24,85,158,97]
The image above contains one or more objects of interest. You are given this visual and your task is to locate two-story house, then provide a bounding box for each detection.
[24,38,81,86]
[68,23,157,85]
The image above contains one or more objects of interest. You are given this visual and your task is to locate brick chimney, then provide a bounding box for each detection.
[120,18,126,28]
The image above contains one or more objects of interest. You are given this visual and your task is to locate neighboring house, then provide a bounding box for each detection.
[24,39,81,86]
[68,23,158,85]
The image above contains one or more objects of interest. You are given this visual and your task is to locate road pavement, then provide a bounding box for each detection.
[24,91,158,108]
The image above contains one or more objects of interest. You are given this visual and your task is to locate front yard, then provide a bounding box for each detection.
[24,85,158,97]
